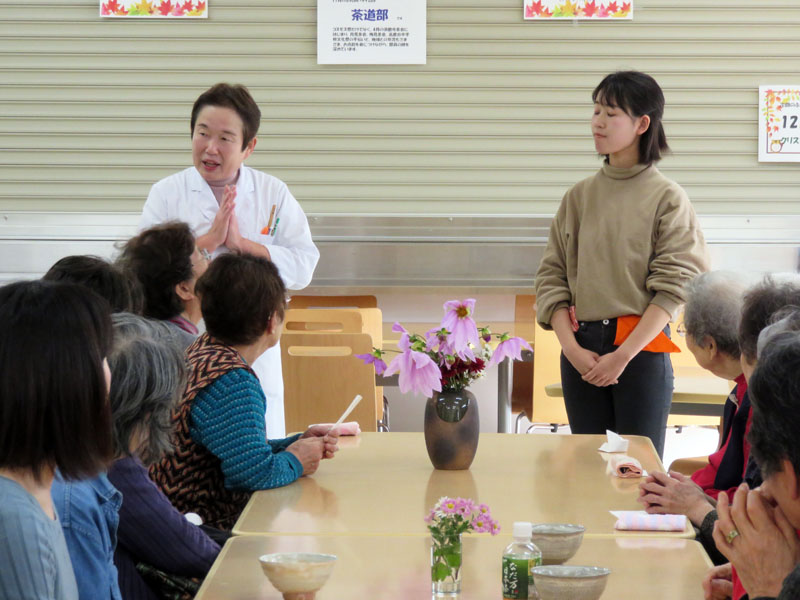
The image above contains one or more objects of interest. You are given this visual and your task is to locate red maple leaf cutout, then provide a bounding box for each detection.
[598,4,610,17]
[607,1,619,12]
[582,0,598,16]
[527,0,546,16]
[180,1,193,11]
[157,0,174,15]
[621,2,631,12]
[194,1,206,12]
[101,0,126,15]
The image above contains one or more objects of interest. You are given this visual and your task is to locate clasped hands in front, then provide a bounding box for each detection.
[706,483,800,600]
[564,343,629,387]
[205,185,246,253]
[286,425,340,476]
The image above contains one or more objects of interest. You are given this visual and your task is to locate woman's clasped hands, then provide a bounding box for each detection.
[711,483,800,599]
[286,425,340,476]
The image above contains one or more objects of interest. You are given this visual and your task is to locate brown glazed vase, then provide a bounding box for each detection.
[423,388,480,470]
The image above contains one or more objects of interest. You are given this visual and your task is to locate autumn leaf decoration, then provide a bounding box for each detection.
[763,88,800,137]
[101,0,206,16]
[525,0,631,18]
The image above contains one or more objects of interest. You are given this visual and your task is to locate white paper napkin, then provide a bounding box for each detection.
[610,510,687,532]
[598,429,629,453]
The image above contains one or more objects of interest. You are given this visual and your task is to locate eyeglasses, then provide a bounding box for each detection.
[676,321,686,337]
[199,248,211,262]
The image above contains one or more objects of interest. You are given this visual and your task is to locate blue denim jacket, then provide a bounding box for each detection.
[51,473,123,600]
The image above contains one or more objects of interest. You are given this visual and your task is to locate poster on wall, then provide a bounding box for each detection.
[759,85,800,162]
[100,0,207,17]
[318,0,426,64]
[524,0,632,19]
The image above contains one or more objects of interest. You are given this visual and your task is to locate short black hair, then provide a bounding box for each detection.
[0,280,114,481]
[592,71,669,164]
[739,276,800,364]
[44,255,143,314]
[191,83,261,150]
[748,331,800,479]
[196,253,286,346]
[118,222,195,320]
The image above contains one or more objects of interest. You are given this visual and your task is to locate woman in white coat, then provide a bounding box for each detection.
[139,83,319,438]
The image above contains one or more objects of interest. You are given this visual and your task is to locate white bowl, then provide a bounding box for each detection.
[259,552,337,600]
[530,523,585,564]
[531,565,611,600]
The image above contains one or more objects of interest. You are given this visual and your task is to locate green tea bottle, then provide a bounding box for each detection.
[502,521,542,599]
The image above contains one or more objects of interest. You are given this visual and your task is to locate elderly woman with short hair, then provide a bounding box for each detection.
[106,314,220,600]
[709,324,800,600]
[117,222,208,351]
[149,254,339,531]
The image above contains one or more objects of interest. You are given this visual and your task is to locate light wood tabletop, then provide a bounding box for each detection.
[233,432,692,538]
[196,534,712,599]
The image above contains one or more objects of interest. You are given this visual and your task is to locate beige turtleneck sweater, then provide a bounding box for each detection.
[535,162,708,329]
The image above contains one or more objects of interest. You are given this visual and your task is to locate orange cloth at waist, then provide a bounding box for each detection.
[613,314,681,353]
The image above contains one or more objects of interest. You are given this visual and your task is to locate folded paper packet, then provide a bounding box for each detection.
[310,421,361,436]
[606,454,644,478]
[611,510,687,532]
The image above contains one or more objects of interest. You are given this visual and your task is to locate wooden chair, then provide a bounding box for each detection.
[512,295,535,432]
[281,332,378,434]
[531,320,569,430]
[282,308,386,429]
[288,295,378,309]
[668,456,710,477]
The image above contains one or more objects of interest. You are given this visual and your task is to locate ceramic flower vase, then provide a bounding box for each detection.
[431,533,463,595]
[424,388,479,470]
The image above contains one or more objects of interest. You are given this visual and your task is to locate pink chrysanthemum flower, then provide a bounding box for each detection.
[441,299,481,355]
[440,498,458,514]
[487,333,533,368]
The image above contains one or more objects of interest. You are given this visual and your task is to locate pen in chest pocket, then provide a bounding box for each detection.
[261,204,276,235]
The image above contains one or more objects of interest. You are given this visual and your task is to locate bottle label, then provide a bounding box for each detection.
[502,555,541,599]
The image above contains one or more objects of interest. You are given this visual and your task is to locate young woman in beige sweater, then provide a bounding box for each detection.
[534,71,707,457]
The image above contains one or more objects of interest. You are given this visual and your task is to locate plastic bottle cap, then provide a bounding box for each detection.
[512,521,533,538]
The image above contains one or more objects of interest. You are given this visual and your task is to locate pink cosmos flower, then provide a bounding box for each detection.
[441,299,480,355]
[487,333,533,368]
[355,352,388,375]
[384,330,442,398]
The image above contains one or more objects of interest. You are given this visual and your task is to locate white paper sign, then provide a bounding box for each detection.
[759,85,800,162]
[317,0,426,65]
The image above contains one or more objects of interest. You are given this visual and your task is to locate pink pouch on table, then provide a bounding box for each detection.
[611,511,687,532]
[607,455,643,478]
[310,421,361,436]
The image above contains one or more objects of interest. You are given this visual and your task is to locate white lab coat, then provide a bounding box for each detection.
[140,165,320,438]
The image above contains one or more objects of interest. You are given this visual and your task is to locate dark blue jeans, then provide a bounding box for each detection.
[560,318,674,458]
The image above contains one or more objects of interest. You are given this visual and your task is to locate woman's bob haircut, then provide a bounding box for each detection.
[592,70,670,164]
[0,280,114,481]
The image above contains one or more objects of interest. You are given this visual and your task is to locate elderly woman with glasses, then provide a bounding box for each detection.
[640,274,800,566]
[708,323,800,600]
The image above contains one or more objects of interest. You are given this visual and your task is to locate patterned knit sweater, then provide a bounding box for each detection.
[149,333,302,530]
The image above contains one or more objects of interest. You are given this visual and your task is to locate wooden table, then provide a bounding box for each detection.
[379,321,531,433]
[196,534,712,599]
[233,432,692,537]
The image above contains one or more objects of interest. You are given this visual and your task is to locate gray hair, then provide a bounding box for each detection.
[757,307,800,359]
[683,271,749,358]
[109,313,187,464]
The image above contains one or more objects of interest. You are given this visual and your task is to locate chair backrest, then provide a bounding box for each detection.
[284,308,365,333]
[512,295,535,416]
[531,320,569,425]
[281,332,378,433]
[288,295,378,308]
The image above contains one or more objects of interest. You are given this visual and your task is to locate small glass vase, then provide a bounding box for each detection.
[431,534,462,595]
